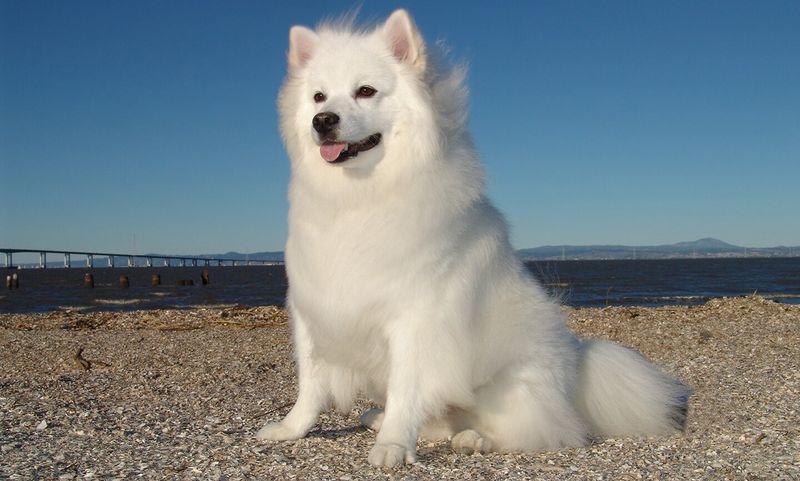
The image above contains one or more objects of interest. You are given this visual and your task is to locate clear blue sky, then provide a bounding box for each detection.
[2,1,798,256]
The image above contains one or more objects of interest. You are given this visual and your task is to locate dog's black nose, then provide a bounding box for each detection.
[312,112,340,135]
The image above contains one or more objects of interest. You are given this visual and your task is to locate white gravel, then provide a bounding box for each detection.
[1,297,798,480]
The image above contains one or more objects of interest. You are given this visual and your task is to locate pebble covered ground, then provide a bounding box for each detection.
[1,297,798,480]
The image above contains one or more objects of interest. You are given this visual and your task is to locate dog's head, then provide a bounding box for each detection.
[280,10,431,171]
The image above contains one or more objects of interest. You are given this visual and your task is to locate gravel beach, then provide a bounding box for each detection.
[1,297,798,480]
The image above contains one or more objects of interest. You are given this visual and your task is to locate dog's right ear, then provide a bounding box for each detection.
[288,26,318,69]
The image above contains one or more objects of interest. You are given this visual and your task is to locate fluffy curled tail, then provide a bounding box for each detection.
[576,340,690,438]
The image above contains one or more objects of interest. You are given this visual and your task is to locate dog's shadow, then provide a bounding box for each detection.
[306,425,368,440]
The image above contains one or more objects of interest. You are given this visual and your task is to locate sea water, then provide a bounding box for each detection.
[1,258,798,314]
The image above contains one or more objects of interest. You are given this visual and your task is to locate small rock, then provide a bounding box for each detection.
[219,424,238,434]
[36,420,47,431]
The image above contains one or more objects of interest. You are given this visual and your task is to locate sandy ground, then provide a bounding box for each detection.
[1,297,798,480]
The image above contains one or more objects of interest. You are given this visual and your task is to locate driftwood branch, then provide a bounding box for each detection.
[74,347,111,371]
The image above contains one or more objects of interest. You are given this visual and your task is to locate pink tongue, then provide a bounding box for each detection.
[320,142,348,162]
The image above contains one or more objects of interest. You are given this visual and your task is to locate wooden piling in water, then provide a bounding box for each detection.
[119,275,129,288]
[5,275,11,289]
[201,269,209,286]
[151,274,161,286]
[84,273,94,288]
[11,273,18,289]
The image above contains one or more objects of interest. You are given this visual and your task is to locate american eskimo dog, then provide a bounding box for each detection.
[257,9,689,468]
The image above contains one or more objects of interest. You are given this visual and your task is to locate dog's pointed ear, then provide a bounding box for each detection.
[288,25,318,69]
[382,9,426,73]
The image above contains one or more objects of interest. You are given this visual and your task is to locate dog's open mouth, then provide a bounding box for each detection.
[320,134,382,163]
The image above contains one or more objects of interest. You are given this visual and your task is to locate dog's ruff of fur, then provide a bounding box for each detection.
[256,9,689,468]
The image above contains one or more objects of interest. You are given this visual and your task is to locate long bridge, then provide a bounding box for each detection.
[1,248,281,269]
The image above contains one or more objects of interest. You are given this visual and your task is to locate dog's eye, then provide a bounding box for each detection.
[356,86,377,98]
[313,92,326,103]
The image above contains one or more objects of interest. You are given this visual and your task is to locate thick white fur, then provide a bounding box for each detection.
[257,9,689,468]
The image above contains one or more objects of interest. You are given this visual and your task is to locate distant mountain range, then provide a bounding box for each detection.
[516,238,800,260]
[7,239,797,269]
[208,238,798,262]
[183,251,285,262]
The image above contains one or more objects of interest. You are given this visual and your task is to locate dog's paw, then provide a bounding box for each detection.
[368,443,417,468]
[255,421,305,441]
[451,429,492,455]
[359,408,385,431]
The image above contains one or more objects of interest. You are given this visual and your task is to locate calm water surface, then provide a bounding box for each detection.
[1,258,798,314]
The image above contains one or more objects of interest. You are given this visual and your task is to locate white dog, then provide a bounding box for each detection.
[257,9,689,468]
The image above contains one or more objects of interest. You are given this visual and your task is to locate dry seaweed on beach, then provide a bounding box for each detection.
[0,304,288,331]
[1,296,798,480]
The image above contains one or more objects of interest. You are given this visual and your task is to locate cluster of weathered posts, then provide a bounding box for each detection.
[6,269,210,290]
[77,269,211,289]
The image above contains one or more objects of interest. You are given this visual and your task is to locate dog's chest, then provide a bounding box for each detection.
[286,206,415,330]
[285,195,463,358]
[286,222,398,369]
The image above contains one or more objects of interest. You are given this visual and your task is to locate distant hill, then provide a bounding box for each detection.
[172,251,285,262]
[201,239,798,262]
[7,239,796,269]
[516,238,800,260]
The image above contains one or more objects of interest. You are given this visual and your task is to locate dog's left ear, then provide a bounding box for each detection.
[382,9,426,73]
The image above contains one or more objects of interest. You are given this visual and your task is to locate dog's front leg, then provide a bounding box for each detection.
[367,325,432,468]
[368,381,420,466]
[256,311,328,441]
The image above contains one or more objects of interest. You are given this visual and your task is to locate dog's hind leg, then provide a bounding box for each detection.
[465,367,588,453]
[451,429,493,454]
[360,408,384,431]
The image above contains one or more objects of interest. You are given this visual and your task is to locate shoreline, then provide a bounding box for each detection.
[1,297,798,479]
